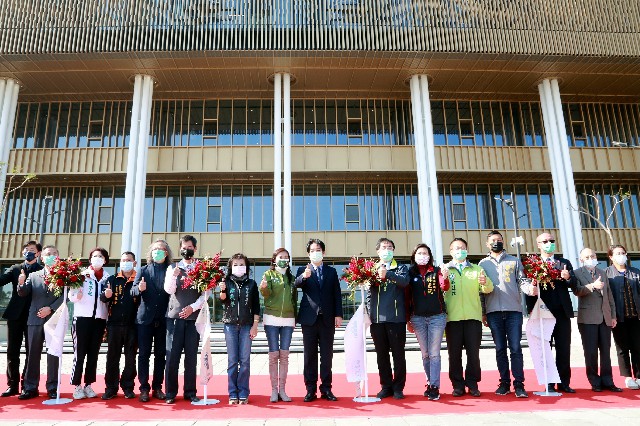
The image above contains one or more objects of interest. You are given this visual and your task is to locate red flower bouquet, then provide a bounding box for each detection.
[181,253,224,293]
[522,254,561,291]
[46,258,84,297]
[342,256,386,297]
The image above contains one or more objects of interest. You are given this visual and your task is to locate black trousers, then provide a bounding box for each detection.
[5,317,29,391]
[137,320,167,392]
[578,322,614,387]
[370,322,407,392]
[611,317,640,378]
[104,324,138,393]
[165,318,199,399]
[301,315,335,394]
[71,317,106,386]
[446,319,482,391]
[23,325,59,393]
[550,315,572,386]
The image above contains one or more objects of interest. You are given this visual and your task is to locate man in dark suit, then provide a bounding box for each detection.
[573,247,622,392]
[16,245,63,400]
[294,238,343,402]
[0,240,42,397]
[525,232,577,393]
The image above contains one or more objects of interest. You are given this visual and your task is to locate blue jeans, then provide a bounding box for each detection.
[224,324,252,399]
[411,313,446,388]
[486,311,524,385]
[264,325,294,352]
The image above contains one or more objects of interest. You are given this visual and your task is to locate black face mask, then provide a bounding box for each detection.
[24,251,36,262]
[180,248,195,260]
[490,241,504,253]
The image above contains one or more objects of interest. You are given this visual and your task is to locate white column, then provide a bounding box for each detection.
[273,73,283,249]
[282,73,292,256]
[538,78,582,266]
[131,75,154,262]
[121,75,143,254]
[409,74,443,264]
[0,78,20,204]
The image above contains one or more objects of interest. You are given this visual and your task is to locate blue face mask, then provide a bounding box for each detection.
[23,251,36,262]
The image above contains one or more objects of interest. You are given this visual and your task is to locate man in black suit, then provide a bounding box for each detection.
[16,245,63,400]
[295,238,343,402]
[0,240,42,397]
[525,232,577,393]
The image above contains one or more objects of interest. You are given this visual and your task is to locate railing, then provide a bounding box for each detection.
[1,0,639,55]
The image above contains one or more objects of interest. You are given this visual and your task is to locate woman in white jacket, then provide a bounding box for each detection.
[68,247,110,400]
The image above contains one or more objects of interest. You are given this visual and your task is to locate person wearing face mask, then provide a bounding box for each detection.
[405,243,449,401]
[573,247,621,392]
[99,251,139,400]
[68,247,110,400]
[16,245,63,400]
[0,240,42,398]
[444,238,493,397]
[478,231,528,398]
[524,232,577,393]
[163,235,206,404]
[260,248,297,403]
[132,239,173,402]
[295,238,343,402]
[219,253,260,404]
[605,244,640,390]
[368,237,410,400]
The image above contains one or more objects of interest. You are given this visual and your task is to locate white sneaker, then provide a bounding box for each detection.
[73,385,87,400]
[625,377,640,389]
[84,384,97,398]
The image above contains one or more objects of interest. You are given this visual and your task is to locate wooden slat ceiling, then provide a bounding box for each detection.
[1,51,640,102]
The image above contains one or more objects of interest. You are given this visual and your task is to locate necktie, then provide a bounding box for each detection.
[316,266,323,288]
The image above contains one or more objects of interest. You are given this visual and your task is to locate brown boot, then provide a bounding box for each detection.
[278,350,292,402]
[269,351,280,402]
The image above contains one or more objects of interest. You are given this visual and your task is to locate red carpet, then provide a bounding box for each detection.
[1,369,639,420]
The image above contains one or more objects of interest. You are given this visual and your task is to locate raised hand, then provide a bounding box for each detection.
[593,276,604,290]
[378,263,387,279]
[478,269,486,285]
[18,269,26,286]
[104,283,113,299]
[561,264,570,280]
[173,266,181,277]
[219,281,226,292]
[260,278,268,289]
[138,277,147,292]
[303,264,312,279]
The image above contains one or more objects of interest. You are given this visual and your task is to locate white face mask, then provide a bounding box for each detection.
[232,265,246,277]
[91,257,105,269]
[415,254,430,266]
[613,254,627,266]
[582,258,598,268]
[120,261,134,272]
[309,251,323,264]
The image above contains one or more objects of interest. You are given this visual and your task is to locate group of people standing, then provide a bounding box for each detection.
[1,233,639,404]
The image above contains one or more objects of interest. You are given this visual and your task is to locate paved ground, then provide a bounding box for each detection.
[1,318,636,425]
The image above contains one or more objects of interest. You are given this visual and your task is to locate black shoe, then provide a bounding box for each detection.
[102,391,117,400]
[165,397,176,404]
[1,387,19,397]
[321,391,338,401]
[495,382,511,395]
[18,390,38,400]
[428,386,440,401]
[152,389,166,400]
[303,392,317,402]
[514,385,528,398]
[47,390,58,399]
[605,385,623,392]
[558,384,576,394]
[123,389,135,399]
[393,391,405,400]
[139,390,150,402]
[452,388,466,397]
[469,388,481,397]
[592,386,603,392]
[185,395,201,402]
[547,384,556,392]
[376,388,394,399]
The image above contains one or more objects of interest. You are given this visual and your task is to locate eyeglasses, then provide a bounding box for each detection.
[539,239,555,244]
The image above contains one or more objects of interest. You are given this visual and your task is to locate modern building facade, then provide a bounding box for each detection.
[1,1,640,317]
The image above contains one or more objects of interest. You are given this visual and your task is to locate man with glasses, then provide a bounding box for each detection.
[525,233,577,393]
